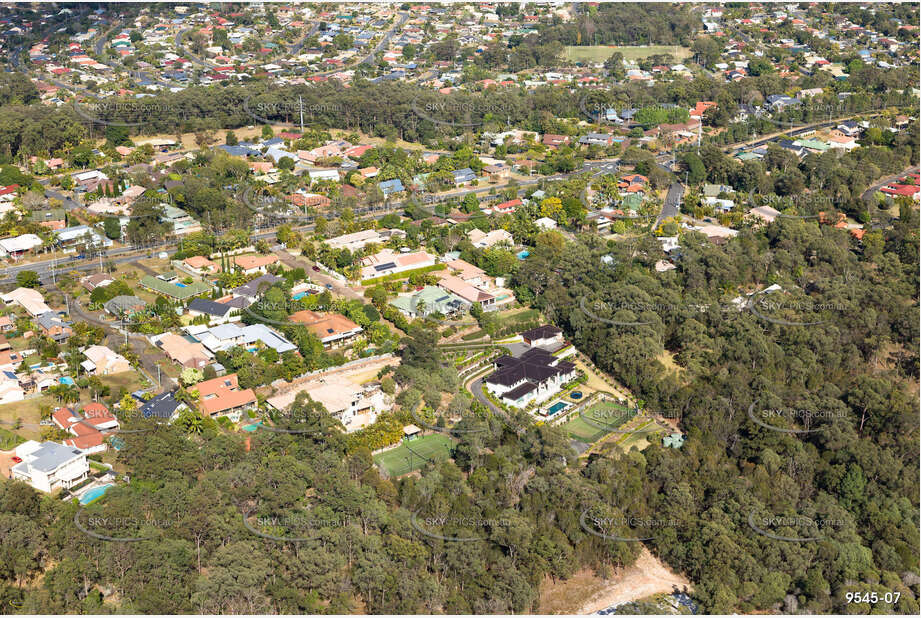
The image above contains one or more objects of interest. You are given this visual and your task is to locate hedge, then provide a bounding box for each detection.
[360,263,446,286]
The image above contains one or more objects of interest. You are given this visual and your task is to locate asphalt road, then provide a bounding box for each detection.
[67,293,176,393]
[655,182,685,228]
[861,165,920,204]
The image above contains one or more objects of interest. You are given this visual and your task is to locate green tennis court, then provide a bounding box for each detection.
[373,434,456,477]
[563,402,635,443]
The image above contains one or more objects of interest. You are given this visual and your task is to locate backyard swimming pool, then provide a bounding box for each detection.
[59,376,75,385]
[547,401,568,416]
[516,250,530,260]
[570,391,583,400]
[79,484,112,505]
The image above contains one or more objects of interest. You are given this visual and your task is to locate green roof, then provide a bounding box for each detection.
[793,138,830,151]
[140,275,211,300]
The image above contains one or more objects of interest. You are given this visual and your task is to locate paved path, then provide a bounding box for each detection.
[861,165,920,204]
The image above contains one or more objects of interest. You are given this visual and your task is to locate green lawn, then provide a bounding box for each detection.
[0,427,25,450]
[373,434,456,477]
[563,45,692,63]
[563,402,635,443]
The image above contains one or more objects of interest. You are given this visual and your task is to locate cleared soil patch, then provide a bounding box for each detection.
[538,547,690,614]
[563,45,692,63]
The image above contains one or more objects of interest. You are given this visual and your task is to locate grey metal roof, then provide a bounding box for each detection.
[25,441,83,473]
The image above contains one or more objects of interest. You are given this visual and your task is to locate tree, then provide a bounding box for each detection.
[103,217,122,240]
[15,270,40,288]
[180,367,204,386]
[225,131,238,146]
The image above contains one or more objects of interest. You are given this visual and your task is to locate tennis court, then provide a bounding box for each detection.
[373,434,456,477]
[562,402,635,443]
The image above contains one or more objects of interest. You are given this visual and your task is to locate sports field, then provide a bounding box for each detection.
[563,402,635,443]
[373,434,456,477]
[563,45,692,63]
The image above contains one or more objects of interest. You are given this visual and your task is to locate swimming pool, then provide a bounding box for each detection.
[59,376,75,385]
[517,250,530,260]
[79,484,112,505]
[292,291,316,300]
[547,401,568,416]
[241,423,262,432]
[570,391,583,400]
[174,282,187,288]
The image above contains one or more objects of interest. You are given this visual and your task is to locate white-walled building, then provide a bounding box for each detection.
[10,441,89,493]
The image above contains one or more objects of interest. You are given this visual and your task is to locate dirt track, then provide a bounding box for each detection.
[576,547,690,614]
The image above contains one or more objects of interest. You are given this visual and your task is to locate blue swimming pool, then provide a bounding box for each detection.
[59,376,75,385]
[292,291,316,300]
[174,282,187,288]
[570,391,583,400]
[547,401,568,416]
[517,250,530,260]
[241,423,262,432]
[79,484,112,505]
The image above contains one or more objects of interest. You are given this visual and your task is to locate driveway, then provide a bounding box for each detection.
[275,250,362,300]
[861,165,920,204]
[655,183,684,228]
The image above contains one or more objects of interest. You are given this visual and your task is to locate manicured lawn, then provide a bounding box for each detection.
[563,45,692,63]
[373,434,456,477]
[563,402,634,443]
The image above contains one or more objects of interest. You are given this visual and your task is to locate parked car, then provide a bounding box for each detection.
[11,456,22,463]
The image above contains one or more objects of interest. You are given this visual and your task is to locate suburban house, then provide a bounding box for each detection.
[359,248,437,280]
[80,273,115,292]
[389,285,468,318]
[81,345,131,375]
[155,332,211,369]
[186,298,240,325]
[197,373,257,421]
[0,234,43,259]
[436,274,496,309]
[229,273,282,304]
[2,287,52,317]
[234,254,278,275]
[467,228,514,248]
[521,325,565,349]
[324,228,406,251]
[10,440,89,493]
[492,198,521,215]
[452,167,476,186]
[36,313,72,342]
[484,347,577,408]
[140,272,212,301]
[378,178,405,196]
[103,295,147,318]
[266,380,388,432]
[52,403,119,453]
[180,255,221,276]
[141,391,187,420]
[184,323,297,355]
[288,310,363,348]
